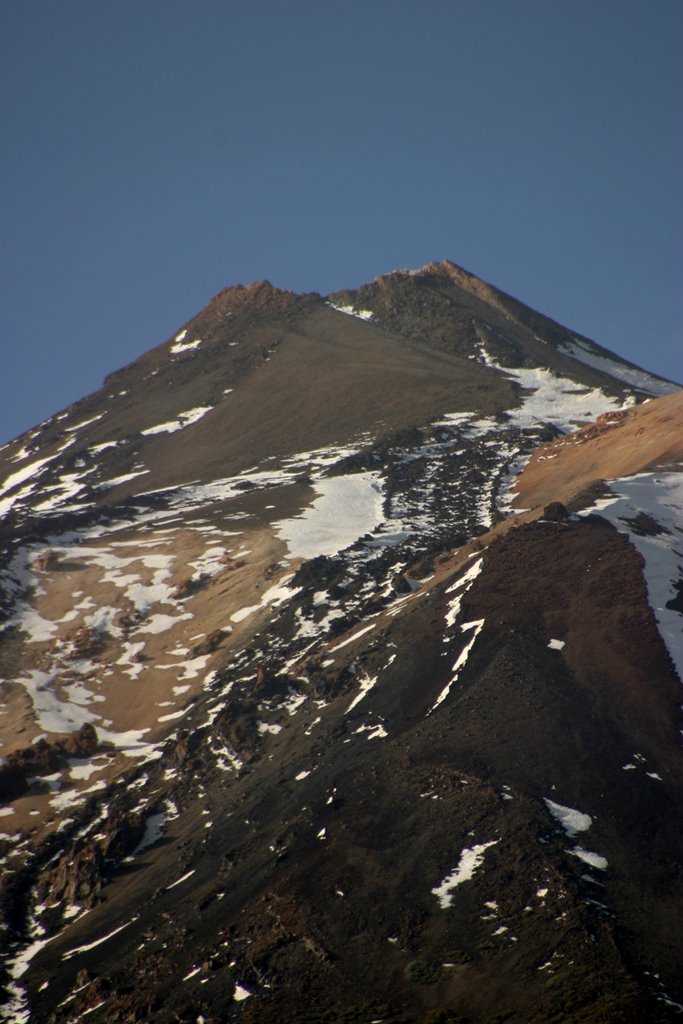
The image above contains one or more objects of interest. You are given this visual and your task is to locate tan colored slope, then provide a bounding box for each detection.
[0,498,302,848]
[510,389,683,513]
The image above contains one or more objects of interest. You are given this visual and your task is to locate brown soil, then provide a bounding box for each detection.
[512,390,683,513]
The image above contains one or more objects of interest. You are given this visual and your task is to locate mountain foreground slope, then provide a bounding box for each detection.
[0,260,681,1023]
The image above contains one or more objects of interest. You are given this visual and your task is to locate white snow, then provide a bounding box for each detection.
[0,452,63,515]
[96,469,149,488]
[63,917,138,959]
[259,574,296,607]
[346,673,378,713]
[0,528,200,745]
[84,605,122,636]
[141,406,212,436]
[65,414,104,433]
[211,739,243,773]
[275,472,385,559]
[116,641,146,679]
[230,573,297,624]
[230,604,260,624]
[188,544,229,578]
[432,840,499,908]
[158,655,209,681]
[444,558,483,629]
[157,709,187,722]
[128,439,372,528]
[96,725,161,761]
[89,440,120,454]
[430,619,485,713]
[328,623,377,652]
[0,455,56,496]
[12,670,98,733]
[544,798,592,837]
[354,722,388,740]
[13,608,59,643]
[280,690,308,716]
[432,344,636,522]
[327,302,374,320]
[7,933,56,981]
[570,847,608,871]
[68,757,108,781]
[130,808,168,855]
[257,721,282,735]
[32,469,93,513]
[10,444,32,463]
[558,337,678,396]
[166,869,195,890]
[136,612,192,634]
[504,365,624,432]
[171,336,202,354]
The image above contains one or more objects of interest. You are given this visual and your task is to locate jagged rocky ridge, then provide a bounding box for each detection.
[0,261,681,1023]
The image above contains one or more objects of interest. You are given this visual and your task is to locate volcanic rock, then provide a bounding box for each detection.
[0,262,680,1023]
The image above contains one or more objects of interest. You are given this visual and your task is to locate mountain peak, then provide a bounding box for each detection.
[373,257,556,325]
[208,278,320,315]
[0,264,681,1024]
[374,257,497,291]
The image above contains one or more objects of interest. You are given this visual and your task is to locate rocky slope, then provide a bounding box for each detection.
[0,261,681,1023]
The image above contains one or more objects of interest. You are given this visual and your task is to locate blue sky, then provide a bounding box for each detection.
[2,0,682,443]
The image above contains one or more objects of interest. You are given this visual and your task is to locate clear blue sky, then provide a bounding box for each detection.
[2,0,682,444]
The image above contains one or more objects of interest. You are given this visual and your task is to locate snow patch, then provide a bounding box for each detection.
[430,619,485,713]
[432,840,499,908]
[559,337,678,396]
[275,472,385,559]
[141,406,212,436]
[63,917,138,959]
[327,302,374,321]
[329,623,377,652]
[544,798,592,837]
[171,336,202,354]
[570,847,608,871]
[346,673,378,713]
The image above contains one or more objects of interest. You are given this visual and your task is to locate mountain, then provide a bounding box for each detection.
[0,260,681,1024]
